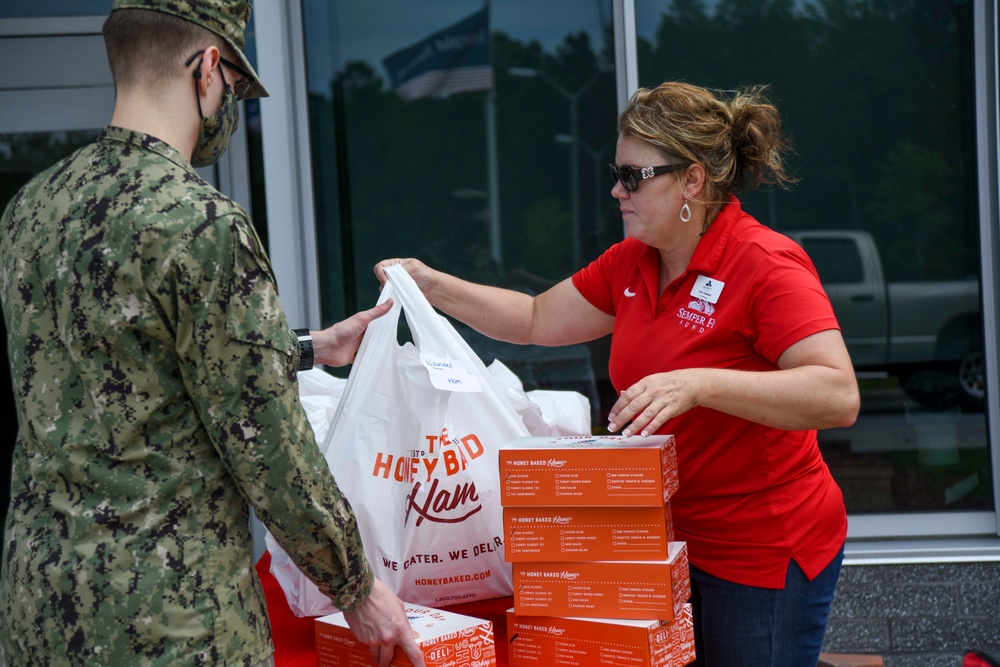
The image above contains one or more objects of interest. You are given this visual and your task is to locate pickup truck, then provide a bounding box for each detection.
[784,230,984,410]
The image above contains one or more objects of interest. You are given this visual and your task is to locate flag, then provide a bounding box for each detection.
[382,7,493,100]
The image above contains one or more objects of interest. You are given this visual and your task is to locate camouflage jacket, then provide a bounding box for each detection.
[0,127,373,666]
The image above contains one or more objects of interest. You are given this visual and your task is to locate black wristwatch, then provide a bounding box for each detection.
[293,328,314,371]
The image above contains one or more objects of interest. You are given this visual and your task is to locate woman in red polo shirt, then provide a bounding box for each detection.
[376,81,859,667]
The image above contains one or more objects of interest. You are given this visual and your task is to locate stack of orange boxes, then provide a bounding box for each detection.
[499,434,696,667]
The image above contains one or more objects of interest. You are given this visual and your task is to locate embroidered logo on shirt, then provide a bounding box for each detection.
[686,298,715,315]
[676,298,717,333]
[624,287,636,297]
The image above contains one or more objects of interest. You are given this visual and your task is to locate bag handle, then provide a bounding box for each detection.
[382,263,483,370]
[322,264,526,455]
[319,280,402,454]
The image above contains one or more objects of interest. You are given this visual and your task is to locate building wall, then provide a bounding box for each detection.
[825,561,1000,665]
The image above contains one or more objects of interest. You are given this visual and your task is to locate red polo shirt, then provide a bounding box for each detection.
[572,196,847,588]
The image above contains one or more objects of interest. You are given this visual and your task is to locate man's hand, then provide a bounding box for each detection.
[343,579,424,667]
[309,299,393,367]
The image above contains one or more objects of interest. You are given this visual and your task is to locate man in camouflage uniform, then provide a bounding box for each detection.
[0,2,423,666]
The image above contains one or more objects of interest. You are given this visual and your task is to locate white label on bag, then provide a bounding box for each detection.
[420,353,483,392]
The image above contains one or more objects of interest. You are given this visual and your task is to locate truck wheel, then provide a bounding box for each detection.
[957,351,985,411]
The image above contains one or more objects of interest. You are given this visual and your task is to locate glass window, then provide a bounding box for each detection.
[302,0,618,419]
[798,238,865,285]
[635,0,989,515]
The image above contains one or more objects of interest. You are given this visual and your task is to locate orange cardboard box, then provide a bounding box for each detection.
[504,503,674,562]
[315,604,496,667]
[512,542,690,621]
[499,435,679,507]
[506,603,696,667]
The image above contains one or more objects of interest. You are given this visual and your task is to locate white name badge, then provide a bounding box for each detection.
[419,352,483,393]
[691,275,725,304]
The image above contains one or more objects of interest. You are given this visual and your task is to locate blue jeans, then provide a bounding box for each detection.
[688,544,844,667]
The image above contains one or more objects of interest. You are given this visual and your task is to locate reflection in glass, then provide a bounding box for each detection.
[635,0,989,514]
[0,131,99,213]
[301,0,616,418]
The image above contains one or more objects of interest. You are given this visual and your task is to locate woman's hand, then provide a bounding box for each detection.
[608,370,701,437]
[374,258,438,295]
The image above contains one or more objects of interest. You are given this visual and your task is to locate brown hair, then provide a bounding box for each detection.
[103,8,225,91]
[617,81,797,222]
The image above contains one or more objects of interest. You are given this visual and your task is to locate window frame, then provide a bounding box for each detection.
[973,0,1000,538]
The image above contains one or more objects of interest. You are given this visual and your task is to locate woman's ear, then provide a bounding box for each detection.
[683,162,707,199]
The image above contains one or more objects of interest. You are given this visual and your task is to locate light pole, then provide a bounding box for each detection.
[554,134,615,252]
[509,67,602,268]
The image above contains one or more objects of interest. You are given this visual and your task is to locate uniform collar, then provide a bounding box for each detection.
[100,126,197,174]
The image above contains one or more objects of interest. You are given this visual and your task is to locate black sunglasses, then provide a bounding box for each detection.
[609,162,692,192]
[185,49,254,101]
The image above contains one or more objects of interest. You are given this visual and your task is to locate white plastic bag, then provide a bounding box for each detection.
[265,369,349,617]
[488,360,591,436]
[296,368,347,439]
[324,264,528,606]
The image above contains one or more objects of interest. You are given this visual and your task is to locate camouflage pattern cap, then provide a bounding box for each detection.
[112,0,269,99]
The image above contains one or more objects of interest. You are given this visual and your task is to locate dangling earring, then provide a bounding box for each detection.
[680,199,692,223]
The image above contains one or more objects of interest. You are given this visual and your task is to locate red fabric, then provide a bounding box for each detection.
[965,651,1000,667]
[257,552,512,666]
[258,552,322,667]
[572,196,847,588]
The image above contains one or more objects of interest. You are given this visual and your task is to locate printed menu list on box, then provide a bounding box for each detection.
[499,435,679,507]
[503,505,674,562]
[506,468,660,498]
[605,470,660,497]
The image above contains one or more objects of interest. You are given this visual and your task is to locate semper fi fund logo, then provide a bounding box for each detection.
[675,297,717,333]
[677,273,722,334]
